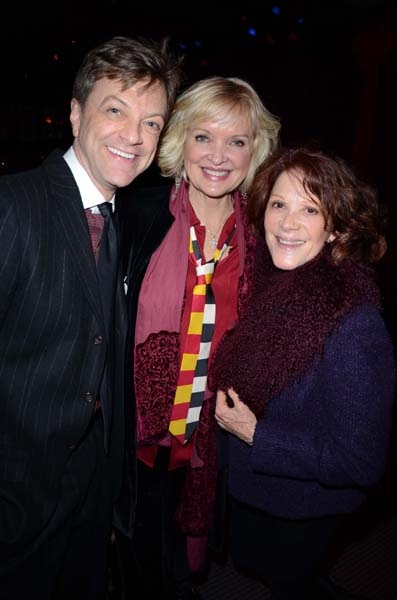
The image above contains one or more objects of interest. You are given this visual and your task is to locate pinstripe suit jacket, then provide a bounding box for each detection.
[0,149,128,566]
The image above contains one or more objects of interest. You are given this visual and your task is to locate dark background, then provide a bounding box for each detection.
[1,2,395,182]
[1,1,396,283]
[1,0,397,543]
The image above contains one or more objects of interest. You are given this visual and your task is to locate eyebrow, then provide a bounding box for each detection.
[189,127,251,137]
[99,95,166,118]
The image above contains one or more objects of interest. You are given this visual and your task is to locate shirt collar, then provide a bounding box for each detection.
[63,146,115,211]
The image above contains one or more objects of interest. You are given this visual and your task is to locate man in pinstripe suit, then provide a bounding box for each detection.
[0,36,182,599]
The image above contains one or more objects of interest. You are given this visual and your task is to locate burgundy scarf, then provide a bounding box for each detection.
[134,180,257,534]
[210,239,381,417]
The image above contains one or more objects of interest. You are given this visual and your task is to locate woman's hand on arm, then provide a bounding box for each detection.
[215,388,257,445]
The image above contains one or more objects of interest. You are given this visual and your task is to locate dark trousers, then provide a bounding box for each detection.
[0,413,115,600]
[229,496,341,600]
[115,446,192,599]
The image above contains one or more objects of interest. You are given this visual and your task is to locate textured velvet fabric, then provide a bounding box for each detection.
[210,239,381,415]
[210,239,395,519]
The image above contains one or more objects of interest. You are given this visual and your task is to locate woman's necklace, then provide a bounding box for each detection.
[207,222,225,249]
[191,196,235,251]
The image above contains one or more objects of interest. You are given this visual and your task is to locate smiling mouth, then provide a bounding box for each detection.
[108,146,136,160]
[277,237,305,246]
[202,167,229,177]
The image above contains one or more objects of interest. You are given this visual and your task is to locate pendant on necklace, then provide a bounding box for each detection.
[209,236,217,249]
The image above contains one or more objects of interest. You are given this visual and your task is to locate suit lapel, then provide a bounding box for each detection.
[118,185,174,294]
[43,151,103,325]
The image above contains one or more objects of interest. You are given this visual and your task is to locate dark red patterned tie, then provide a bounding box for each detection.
[85,208,104,262]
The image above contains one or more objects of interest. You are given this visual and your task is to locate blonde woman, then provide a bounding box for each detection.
[117,76,280,599]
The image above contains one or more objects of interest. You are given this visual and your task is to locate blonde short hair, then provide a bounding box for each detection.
[157,76,281,193]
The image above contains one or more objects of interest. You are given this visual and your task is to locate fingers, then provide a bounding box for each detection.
[216,389,227,402]
[216,388,244,419]
[227,387,238,401]
[216,388,239,415]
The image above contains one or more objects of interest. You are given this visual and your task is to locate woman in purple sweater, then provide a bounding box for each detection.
[210,146,396,600]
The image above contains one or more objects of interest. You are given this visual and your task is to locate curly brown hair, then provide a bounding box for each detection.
[247,145,387,264]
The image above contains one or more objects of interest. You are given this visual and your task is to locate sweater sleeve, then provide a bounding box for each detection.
[250,304,396,488]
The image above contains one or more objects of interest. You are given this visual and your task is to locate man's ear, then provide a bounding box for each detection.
[70,98,81,138]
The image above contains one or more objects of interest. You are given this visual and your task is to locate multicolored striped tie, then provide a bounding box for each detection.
[169,224,235,444]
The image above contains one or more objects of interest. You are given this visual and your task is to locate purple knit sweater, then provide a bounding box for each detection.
[211,243,396,518]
